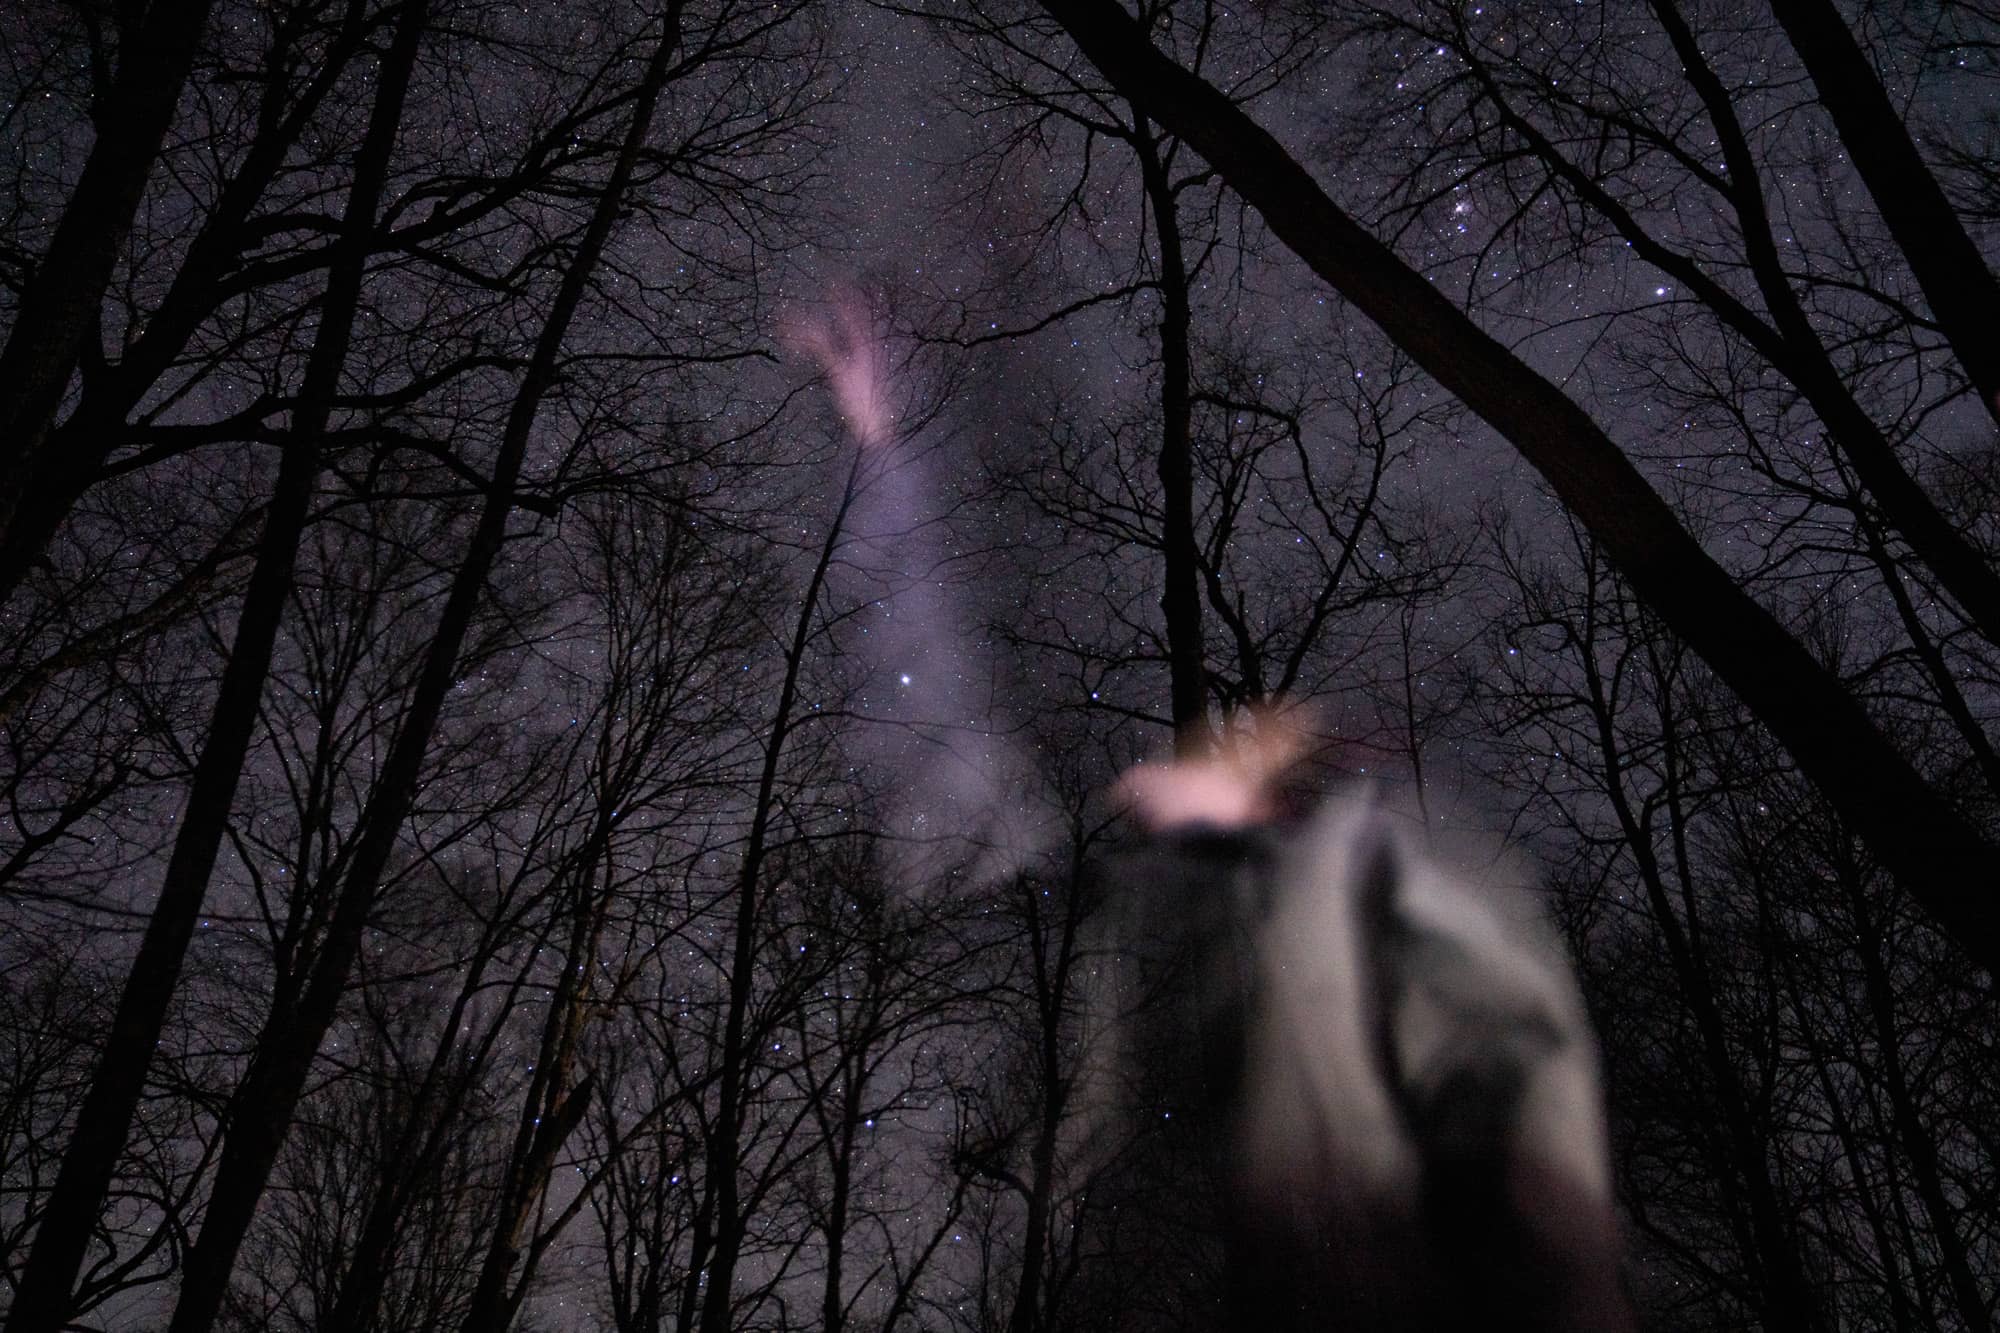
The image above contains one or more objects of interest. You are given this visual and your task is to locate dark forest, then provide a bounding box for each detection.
[2,1,1996,1330]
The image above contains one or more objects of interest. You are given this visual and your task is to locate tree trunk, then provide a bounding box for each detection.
[698,454,864,1333]
[819,1089,860,1333]
[0,0,217,565]
[1769,0,2000,427]
[1004,849,1089,1333]
[459,851,610,1332]
[322,917,519,1333]
[1132,116,1210,756]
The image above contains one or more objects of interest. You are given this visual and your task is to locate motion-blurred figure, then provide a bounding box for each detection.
[1105,737,1633,1332]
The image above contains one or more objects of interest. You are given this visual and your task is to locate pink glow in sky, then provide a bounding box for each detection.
[781,288,1038,884]
[787,296,893,447]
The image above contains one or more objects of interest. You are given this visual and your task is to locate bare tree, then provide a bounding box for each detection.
[452,494,759,1333]
[943,759,1131,1333]
[1767,0,2000,424]
[3,4,432,1325]
[1478,510,1997,1332]
[0,0,216,554]
[218,980,513,1333]
[913,1,1321,754]
[157,12,693,1330]
[915,5,1475,799]
[1028,0,2000,979]
[0,926,240,1325]
[778,839,993,1333]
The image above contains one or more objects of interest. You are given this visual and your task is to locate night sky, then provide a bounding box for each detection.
[2,2,1998,1331]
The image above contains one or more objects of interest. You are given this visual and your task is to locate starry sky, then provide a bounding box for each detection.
[792,0,1996,846]
[783,2,1549,847]
[5,2,1998,1330]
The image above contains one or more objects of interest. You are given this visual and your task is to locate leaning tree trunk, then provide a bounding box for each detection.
[0,0,217,573]
[1768,0,2000,427]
